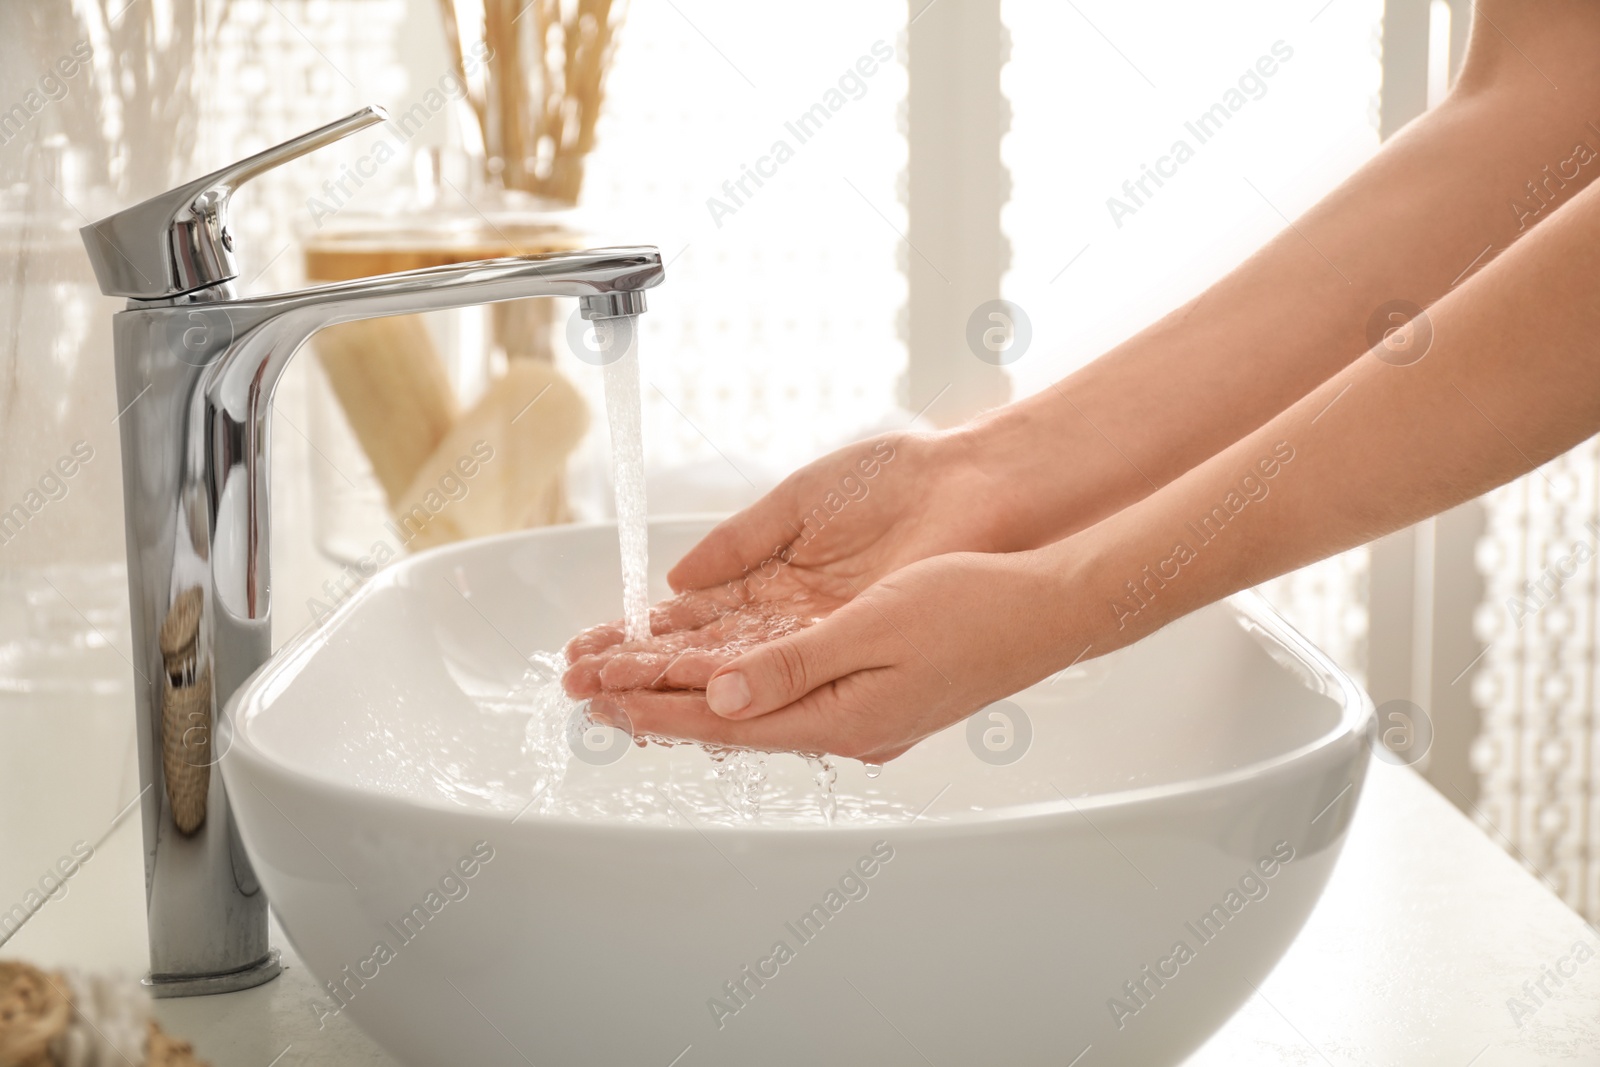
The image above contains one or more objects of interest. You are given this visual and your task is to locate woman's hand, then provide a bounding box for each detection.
[583,549,1088,762]
[562,579,848,696]
[564,425,1045,698]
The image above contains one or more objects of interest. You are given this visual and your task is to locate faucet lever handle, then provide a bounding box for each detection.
[80,106,389,301]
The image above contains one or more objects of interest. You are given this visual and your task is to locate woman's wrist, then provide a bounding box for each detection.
[1027,517,1185,670]
[939,388,1147,551]
[1017,532,1102,669]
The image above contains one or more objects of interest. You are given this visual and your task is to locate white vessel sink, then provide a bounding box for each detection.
[223,518,1373,1067]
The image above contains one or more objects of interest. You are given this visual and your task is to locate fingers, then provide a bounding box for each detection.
[599,647,732,690]
[589,670,897,760]
[666,490,798,593]
[654,589,741,631]
[589,690,725,739]
[563,590,739,664]
[563,581,854,703]
[563,602,751,696]
[562,655,605,697]
[704,605,877,720]
[567,642,738,698]
[564,622,624,662]
[589,687,831,751]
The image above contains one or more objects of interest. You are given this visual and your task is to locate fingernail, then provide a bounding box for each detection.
[706,672,751,717]
[588,695,623,728]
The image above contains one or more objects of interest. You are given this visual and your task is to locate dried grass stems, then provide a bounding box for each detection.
[437,0,627,205]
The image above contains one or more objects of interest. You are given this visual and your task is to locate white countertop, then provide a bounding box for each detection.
[4,715,1597,1065]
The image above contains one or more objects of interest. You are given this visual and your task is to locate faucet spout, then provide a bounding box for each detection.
[106,244,662,995]
[205,245,662,433]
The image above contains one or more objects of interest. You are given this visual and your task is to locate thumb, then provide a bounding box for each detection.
[666,479,805,592]
[667,512,789,594]
[704,612,872,720]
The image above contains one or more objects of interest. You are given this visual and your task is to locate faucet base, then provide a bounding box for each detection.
[142,950,282,999]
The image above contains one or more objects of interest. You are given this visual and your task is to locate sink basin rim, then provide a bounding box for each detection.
[225,515,1375,833]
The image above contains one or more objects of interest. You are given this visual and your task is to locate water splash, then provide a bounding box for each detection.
[806,755,838,825]
[518,651,577,813]
[706,746,768,820]
[591,316,825,821]
[466,670,906,825]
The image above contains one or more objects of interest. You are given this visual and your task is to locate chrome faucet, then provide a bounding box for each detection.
[80,106,663,997]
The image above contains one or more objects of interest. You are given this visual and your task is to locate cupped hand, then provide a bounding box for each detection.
[562,574,846,697]
[563,428,1029,696]
[581,549,1084,763]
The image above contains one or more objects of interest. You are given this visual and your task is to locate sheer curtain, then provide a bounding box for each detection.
[1002,0,1600,922]
[1475,442,1600,918]
[1000,0,1385,680]
[576,1,910,510]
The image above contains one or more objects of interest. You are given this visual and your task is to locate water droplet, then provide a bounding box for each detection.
[515,652,576,813]
[707,746,767,819]
[864,762,882,779]
[806,755,838,825]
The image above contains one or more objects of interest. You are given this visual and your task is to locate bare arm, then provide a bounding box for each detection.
[630,3,1600,601]
[971,0,1600,550]
[593,60,1600,760]
[1058,155,1600,658]
[575,1,1600,755]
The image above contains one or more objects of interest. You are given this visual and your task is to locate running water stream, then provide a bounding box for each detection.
[517,312,836,822]
[601,317,651,643]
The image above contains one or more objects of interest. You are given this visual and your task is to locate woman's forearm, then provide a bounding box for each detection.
[970,0,1600,552]
[1050,155,1600,656]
